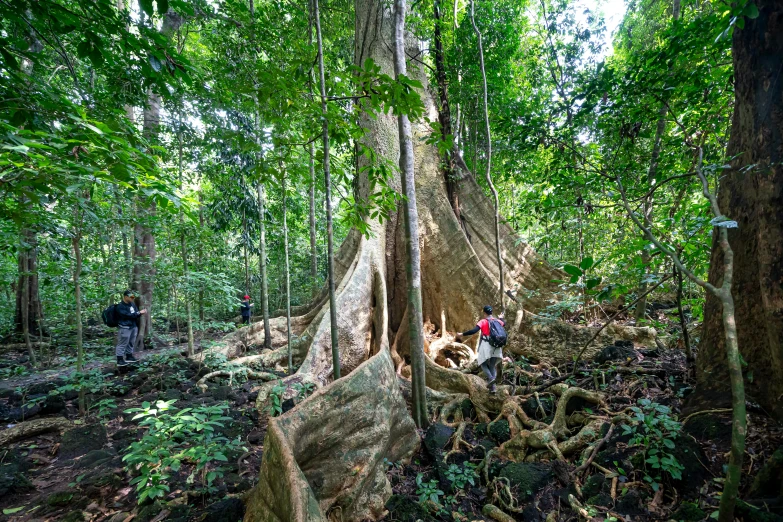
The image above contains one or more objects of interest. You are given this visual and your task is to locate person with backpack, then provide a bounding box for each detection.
[456,305,506,393]
[115,290,147,366]
[240,295,254,325]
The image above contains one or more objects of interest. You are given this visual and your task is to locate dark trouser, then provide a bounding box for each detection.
[116,325,138,357]
[481,357,502,383]
[241,315,250,324]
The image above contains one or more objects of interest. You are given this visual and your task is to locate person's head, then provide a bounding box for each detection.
[243,295,250,301]
[123,290,137,303]
[483,305,493,316]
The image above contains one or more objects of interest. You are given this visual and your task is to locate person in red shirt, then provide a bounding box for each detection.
[456,305,505,393]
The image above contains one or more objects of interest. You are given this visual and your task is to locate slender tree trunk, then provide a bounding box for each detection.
[617,148,746,522]
[20,252,36,367]
[309,145,318,289]
[15,229,43,335]
[470,0,505,314]
[314,0,340,379]
[393,0,428,429]
[178,116,195,356]
[634,0,680,321]
[674,265,692,364]
[198,193,205,321]
[243,211,250,295]
[133,9,184,351]
[308,2,319,291]
[257,182,271,349]
[72,202,85,415]
[282,166,293,373]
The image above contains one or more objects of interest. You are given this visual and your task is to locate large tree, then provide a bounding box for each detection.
[228,0,655,519]
[697,0,783,421]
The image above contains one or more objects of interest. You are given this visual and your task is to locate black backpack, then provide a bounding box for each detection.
[487,317,507,349]
[102,304,119,328]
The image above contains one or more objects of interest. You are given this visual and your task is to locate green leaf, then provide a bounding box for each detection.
[157,0,169,13]
[743,3,759,18]
[585,277,602,290]
[563,264,582,278]
[579,257,594,270]
[3,507,25,515]
[149,55,163,73]
[139,0,154,16]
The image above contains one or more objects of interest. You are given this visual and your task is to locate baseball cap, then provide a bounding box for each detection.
[244,295,250,300]
[123,289,137,297]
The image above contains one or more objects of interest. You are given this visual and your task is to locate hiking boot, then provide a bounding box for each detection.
[117,356,128,367]
[488,383,497,394]
[487,377,496,387]
[125,354,138,363]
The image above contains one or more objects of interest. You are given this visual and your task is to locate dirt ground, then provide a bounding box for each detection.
[1,318,782,522]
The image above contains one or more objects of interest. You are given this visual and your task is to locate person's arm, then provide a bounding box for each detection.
[117,303,140,320]
[459,325,480,337]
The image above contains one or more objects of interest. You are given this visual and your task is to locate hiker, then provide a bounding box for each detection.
[456,305,506,393]
[240,295,254,325]
[116,290,147,366]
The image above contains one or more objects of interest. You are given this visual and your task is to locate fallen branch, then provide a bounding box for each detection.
[575,424,614,474]
[572,274,673,372]
[0,342,51,351]
[0,417,73,447]
[681,408,732,425]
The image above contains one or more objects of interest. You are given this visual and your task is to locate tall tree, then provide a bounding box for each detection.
[470,0,505,314]
[133,9,185,350]
[314,0,341,379]
[698,0,783,421]
[393,0,427,429]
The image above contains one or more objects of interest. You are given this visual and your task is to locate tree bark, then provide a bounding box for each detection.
[309,143,318,287]
[239,1,656,517]
[133,9,184,351]
[393,0,427,429]
[257,182,272,349]
[282,164,293,373]
[314,0,340,379]
[178,116,195,356]
[697,0,783,422]
[72,201,85,415]
[15,229,43,336]
[674,265,692,363]
[433,0,459,221]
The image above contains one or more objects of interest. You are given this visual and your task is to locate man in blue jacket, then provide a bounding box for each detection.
[116,290,147,366]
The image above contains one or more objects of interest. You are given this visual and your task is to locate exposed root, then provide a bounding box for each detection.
[0,417,73,447]
[444,422,473,462]
[575,424,614,473]
[568,494,591,519]
[491,477,526,513]
[196,368,278,392]
[427,337,475,368]
[482,504,516,522]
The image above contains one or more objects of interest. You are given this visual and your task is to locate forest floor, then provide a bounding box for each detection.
[0,314,782,522]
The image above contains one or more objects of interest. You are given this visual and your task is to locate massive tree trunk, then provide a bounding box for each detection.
[696,0,783,421]
[236,1,655,519]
